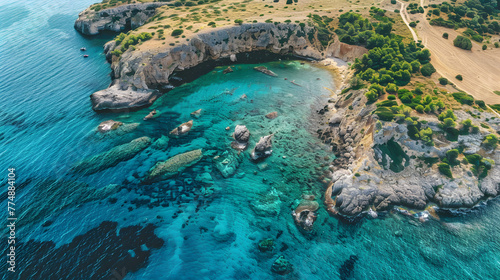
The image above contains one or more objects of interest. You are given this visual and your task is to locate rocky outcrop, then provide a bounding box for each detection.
[254,66,277,77]
[292,196,319,232]
[72,136,151,174]
[74,3,167,35]
[91,84,161,111]
[145,149,202,182]
[169,120,193,137]
[97,120,123,132]
[317,87,500,217]
[91,22,367,111]
[251,134,273,161]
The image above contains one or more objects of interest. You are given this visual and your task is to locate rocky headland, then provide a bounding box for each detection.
[74,2,167,35]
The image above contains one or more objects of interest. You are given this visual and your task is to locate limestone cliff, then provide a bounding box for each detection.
[90,23,367,111]
[74,2,167,35]
[319,88,500,217]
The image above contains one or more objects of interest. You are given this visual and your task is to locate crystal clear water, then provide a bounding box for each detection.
[1,1,500,279]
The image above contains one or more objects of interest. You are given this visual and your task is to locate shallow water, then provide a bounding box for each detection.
[1,1,500,280]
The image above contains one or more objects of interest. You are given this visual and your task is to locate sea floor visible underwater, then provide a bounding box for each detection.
[1,1,500,279]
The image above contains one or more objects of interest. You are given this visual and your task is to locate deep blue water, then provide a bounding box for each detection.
[1,1,500,279]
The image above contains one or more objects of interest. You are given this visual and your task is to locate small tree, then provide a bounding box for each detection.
[438,163,453,178]
[482,44,487,50]
[438,77,448,85]
[421,63,436,76]
[453,36,472,50]
[455,74,463,81]
[442,32,448,39]
[483,134,499,150]
[234,19,243,25]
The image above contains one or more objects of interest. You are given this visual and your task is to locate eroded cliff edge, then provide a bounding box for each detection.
[89,22,366,111]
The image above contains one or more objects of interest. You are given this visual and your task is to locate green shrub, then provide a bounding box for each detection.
[438,163,453,178]
[416,105,424,113]
[483,134,499,150]
[388,94,396,100]
[374,107,395,121]
[482,44,487,50]
[495,42,499,48]
[409,22,417,27]
[385,83,398,93]
[286,0,293,4]
[171,29,184,36]
[455,74,463,81]
[475,100,486,109]
[234,19,243,25]
[391,0,396,3]
[453,36,472,50]
[446,149,459,165]
[442,32,448,39]
[438,77,448,85]
[421,63,436,76]
[452,92,474,105]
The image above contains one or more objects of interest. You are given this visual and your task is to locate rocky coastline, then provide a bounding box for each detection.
[75,3,500,222]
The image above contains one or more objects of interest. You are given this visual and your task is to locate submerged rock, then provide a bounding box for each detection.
[223,67,233,74]
[265,111,278,120]
[151,135,169,151]
[169,120,193,137]
[145,149,203,182]
[97,120,123,133]
[339,255,358,280]
[271,255,293,275]
[258,238,274,252]
[254,66,278,77]
[251,134,273,161]
[250,188,281,216]
[215,150,243,178]
[72,136,151,174]
[231,125,250,151]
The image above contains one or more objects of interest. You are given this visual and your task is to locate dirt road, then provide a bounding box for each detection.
[398,0,500,105]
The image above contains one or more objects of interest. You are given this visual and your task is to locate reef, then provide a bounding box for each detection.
[145,149,203,182]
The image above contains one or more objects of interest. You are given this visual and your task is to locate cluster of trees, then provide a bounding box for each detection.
[453,35,473,50]
[307,14,335,46]
[429,1,500,37]
[407,3,424,14]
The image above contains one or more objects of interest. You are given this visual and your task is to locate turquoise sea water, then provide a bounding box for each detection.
[1,1,500,279]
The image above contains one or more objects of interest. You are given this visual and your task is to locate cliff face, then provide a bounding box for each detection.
[90,23,367,111]
[319,89,500,217]
[74,3,167,36]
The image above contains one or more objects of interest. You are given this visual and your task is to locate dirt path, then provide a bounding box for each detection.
[397,1,419,42]
[396,0,500,106]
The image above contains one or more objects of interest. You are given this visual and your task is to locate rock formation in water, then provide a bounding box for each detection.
[169,120,193,137]
[251,134,273,161]
[271,255,293,275]
[74,2,167,35]
[292,196,319,232]
[145,149,203,182]
[254,66,278,77]
[231,125,250,151]
[72,136,151,174]
[97,120,123,132]
[84,22,366,111]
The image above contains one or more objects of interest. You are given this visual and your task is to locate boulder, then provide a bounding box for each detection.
[231,125,250,151]
[97,120,123,133]
[169,120,193,137]
[223,67,233,74]
[251,134,273,161]
[254,66,278,77]
[91,85,161,111]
